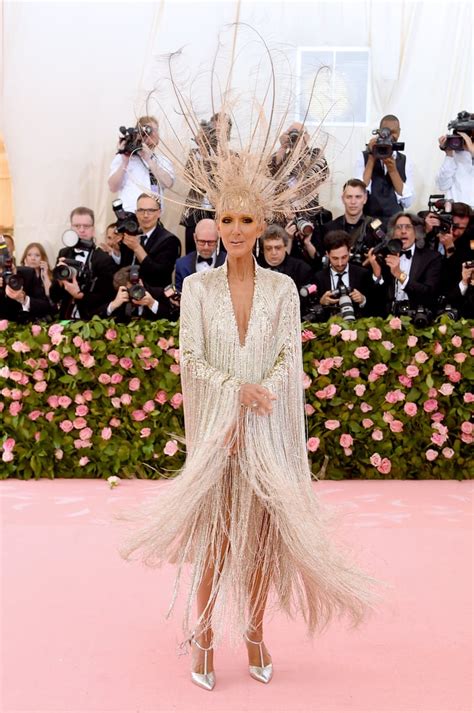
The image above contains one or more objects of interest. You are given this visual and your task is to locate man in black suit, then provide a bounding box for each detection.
[314,231,374,319]
[259,224,314,293]
[100,267,177,322]
[175,218,226,292]
[0,264,55,322]
[366,212,442,317]
[118,193,181,288]
[49,206,118,319]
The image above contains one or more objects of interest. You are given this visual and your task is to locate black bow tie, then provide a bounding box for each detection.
[197,256,213,265]
[400,249,412,259]
[74,250,87,257]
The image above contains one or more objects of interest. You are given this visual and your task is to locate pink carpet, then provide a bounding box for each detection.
[1,479,472,713]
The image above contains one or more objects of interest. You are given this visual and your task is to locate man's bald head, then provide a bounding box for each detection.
[194,219,218,259]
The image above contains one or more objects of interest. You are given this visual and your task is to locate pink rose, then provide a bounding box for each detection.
[362,418,374,429]
[140,427,151,438]
[301,329,316,342]
[79,353,95,368]
[433,342,443,356]
[463,393,474,404]
[438,324,447,335]
[389,317,402,330]
[428,388,438,398]
[98,373,111,385]
[407,335,418,347]
[107,354,119,365]
[354,384,366,397]
[31,324,42,336]
[158,338,170,350]
[371,429,383,441]
[461,421,473,435]
[389,420,404,433]
[454,352,466,364]
[339,433,353,448]
[433,422,448,435]
[442,447,454,459]
[109,418,121,427]
[329,323,342,337]
[134,334,144,345]
[132,409,146,421]
[111,397,121,408]
[3,437,15,451]
[79,457,90,467]
[2,450,14,463]
[79,341,91,354]
[443,364,456,376]
[164,439,178,456]
[333,357,343,368]
[105,329,117,340]
[354,346,370,359]
[431,432,446,447]
[55,449,64,460]
[155,390,168,404]
[170,393,184,409]
[307,437,320,452]
[324,419,340,430]
[341,329,358,342]
[461,433,473,444]
[377,457,392,475]
[382,341,394,350]
[0,347,8,359]
[431,412,445,423]
[120,393,132,406]
[368,327,382,340]
[170,364,181,375]
[360,402,373,413]
[34,431,41,442]
[344,368,360,378]
[41,343,51,353]
[73,417,87,430]
[60,419,73,433]
[143,400,155,413]
[385,390,401,404]
[451,335,462,348]
[75,394,85,405]
[425,449,438,462]
[9,402,23,416]
[34,381,47,393]
[305,404,315,416]
[373,363,388,376]
[370,452,382,467]
[28,410,42,421]
[11,388,23,401]
[119,357,133,370]
[383,411,394,423]
[325,385,337,399]
[423,399,438,413]
[33,369,44,381]
[58,396,72,408]
[404,402,417,417]
[414,350,429,363]
[128,377,141,392]
[45,411,55,422]
[107,387,115,396]
[406,365,419,378]
[448,370,461,383]
[68,365,79,376]
[75,405,88,417]
[47,349,60,363]
[12,340,31,353]
[110,373,123,385]
[438,383,454,396]
[0,319,9,330]
[398,375,412,388]
[101,427,112,440]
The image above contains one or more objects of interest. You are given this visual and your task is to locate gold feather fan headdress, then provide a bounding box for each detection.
[143,24,329,223]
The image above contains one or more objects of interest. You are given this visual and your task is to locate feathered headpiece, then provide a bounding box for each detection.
[144,24,329,222]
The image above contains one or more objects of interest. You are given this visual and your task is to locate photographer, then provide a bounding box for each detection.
[101,266,176,322]
[0,235,55,323]
[436,111,474,206]
[356,114,414,227]
[314,231,373,320]
[258,225,315,316]
[49,207,117,320]
[108,115,175,213]
[114,193,181,289]
[366,212,442,319]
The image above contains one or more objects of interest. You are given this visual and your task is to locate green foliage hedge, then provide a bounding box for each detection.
[0,316,472,479]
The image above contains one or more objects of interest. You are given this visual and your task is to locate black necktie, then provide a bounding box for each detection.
[400,250,412,260]
[335,271,346,290]
[197,256,213,266]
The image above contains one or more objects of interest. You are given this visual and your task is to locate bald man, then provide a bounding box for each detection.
[174,218,226,292]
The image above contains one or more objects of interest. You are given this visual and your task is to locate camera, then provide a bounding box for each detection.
[117,124,153,156]
[464,260,474,270]
[371,127,405,159]
[330,284,356,322]
[299,284,324,322]
[0,240,24,292]
[436,296,460,321]
[289,216,314,238]
[52,259,83,282]
[127,265,146,301]
[444,111,474,152]
[425,195,453,248]
[369,219,402,260]
[288,129,303,145]
[393,301,433,327]
[112,199,140,236]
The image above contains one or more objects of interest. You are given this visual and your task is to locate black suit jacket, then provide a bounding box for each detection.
[0,267,56,323]
[314,263,374,319]
[380,246,442,315]
[50,246,117,320]
[98,283,176,323]
[175,249,226,292]
[119,223,181,288]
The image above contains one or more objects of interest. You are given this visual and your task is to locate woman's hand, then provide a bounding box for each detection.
[239,383,276,416]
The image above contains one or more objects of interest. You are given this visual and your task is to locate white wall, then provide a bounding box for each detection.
[1,0,472,261]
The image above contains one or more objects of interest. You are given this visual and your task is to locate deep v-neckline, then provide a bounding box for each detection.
[225,264,257,349]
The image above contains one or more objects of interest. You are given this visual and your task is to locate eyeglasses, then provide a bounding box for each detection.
[72,223,94,230]
[394,224,414,231]
[195,239,217,246]
[136,208,160,215]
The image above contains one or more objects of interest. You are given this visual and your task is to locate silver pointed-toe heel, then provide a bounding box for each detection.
[190,635,216,691]
[244,633,273,684]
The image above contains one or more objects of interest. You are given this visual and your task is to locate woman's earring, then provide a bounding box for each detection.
[216,237,220,256]
[255,239,260,258]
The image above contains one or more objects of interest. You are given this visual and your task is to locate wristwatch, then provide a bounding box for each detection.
[398,272,407,283]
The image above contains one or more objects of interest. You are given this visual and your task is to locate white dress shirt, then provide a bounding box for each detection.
[436,150,474,207]
[355,150,414,210]
[109,152,175,213]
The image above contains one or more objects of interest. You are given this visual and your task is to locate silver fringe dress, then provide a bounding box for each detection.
[122,261,375,643]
